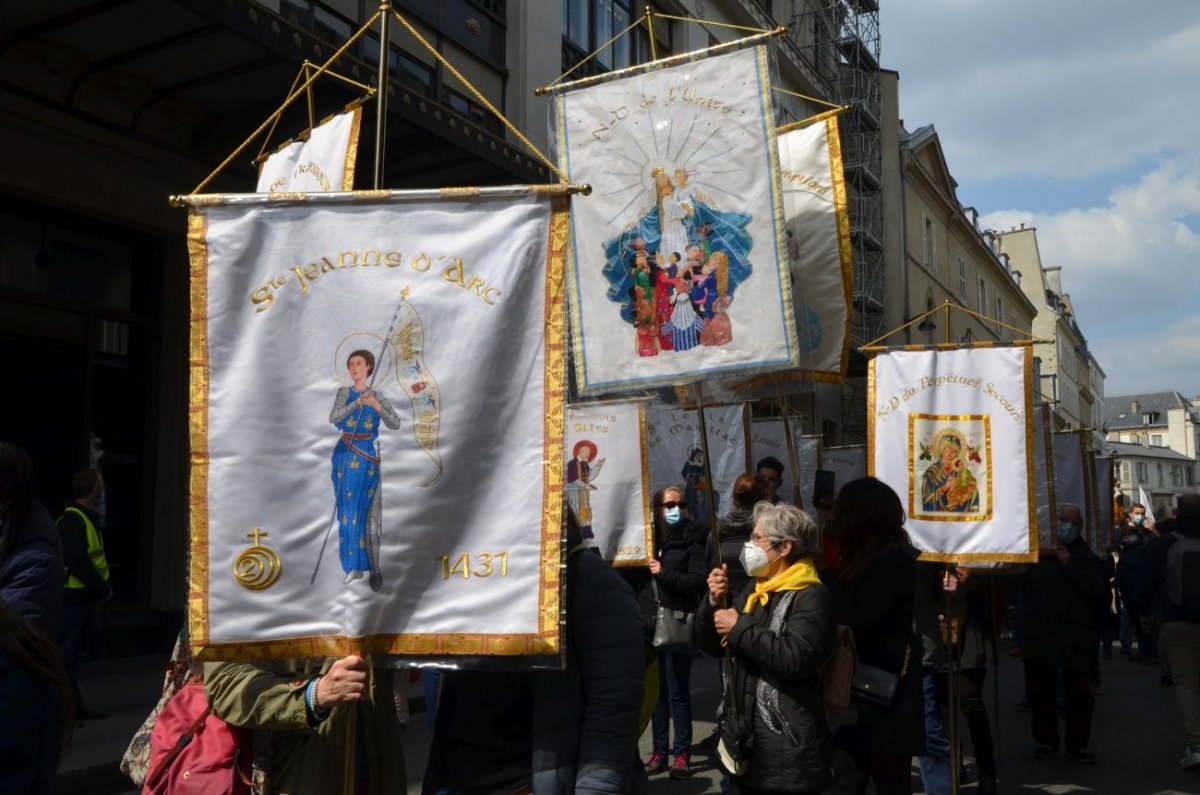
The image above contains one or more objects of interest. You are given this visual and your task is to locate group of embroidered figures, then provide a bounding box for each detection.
[602,165,755,358]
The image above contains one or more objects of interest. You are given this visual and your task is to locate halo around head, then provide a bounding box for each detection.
[333,332,395,388]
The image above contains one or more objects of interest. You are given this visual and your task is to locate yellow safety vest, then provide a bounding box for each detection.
[63,506,110,589]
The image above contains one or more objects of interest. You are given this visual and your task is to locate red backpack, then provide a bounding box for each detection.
[143,677,253,794]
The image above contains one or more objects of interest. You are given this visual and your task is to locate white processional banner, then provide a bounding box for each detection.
[778,114,853,382]
[869,346,1037,562]
[823,445,866,496]
[564,402,652,565]
[750,418,801,505]
[646,404,749,531]
[1094,455,1114,552]
[1032,404,1057,551]
[552,45,798,394]
[256,106,362,193]
[797,435,821,511]
[1053,433,1088,543]
[188,191,568,660]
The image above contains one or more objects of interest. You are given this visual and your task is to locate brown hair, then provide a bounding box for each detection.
[831,476,911,583]
[346,348,375,376]
[732,473,770,510]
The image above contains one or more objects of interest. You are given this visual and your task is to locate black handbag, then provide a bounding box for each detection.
[851,642,910,708]
[650,578,694,654]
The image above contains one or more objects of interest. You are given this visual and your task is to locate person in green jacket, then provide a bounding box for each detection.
[204,654,405,794]
[56,468,110,720]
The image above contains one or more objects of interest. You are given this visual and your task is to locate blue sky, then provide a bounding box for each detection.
[879,1,1200,398]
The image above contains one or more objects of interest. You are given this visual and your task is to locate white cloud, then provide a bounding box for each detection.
[980,156,1200,395]
[883,2,1200,181]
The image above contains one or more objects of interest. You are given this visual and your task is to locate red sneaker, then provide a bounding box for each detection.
[645,752,668,774]
[670,752,691,779]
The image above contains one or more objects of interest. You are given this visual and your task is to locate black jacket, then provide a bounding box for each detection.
[697,577,834,793]
[821,540,924,757]
[1136,517,1200,624]
[1019,538,1108,672]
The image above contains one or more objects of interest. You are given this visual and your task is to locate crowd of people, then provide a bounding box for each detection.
[5,436,1200,794]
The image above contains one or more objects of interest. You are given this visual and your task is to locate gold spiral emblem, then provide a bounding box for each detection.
[233,528,282,592]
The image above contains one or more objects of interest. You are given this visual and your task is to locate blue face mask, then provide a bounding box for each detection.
[1057,522,1078,545]
[1132,514,1145,525]
[663,506,683,525]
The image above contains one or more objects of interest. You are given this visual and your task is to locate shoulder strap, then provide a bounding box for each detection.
[144,703,212,789]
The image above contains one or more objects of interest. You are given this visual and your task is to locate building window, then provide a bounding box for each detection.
[977,277,987,318]
[1137,462,1148,483]
[1122,462,1130,483]
[958,256,966,299]
[564,0,641,70]
[445,88,489,128]
[1158,463,1164,487]
[1151,434,1163,447]
[995,296,1004,336]
[922,214,935,273]
[1172,465,1183,487]
[1189,466,1195,486]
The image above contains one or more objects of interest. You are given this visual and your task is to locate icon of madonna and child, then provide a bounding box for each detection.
[918,428,984,516]
[601,165,754,357]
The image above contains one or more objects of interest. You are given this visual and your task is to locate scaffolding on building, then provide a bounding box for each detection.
[791,0,883,443]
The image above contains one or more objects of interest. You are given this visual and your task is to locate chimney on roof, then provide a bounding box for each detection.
[1044,266,1063,297]
[1020,222,1026,230]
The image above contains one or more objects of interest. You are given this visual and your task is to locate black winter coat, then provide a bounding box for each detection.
[822,540,924,757]
[1019,538,1108,672]
[697,577,834,793]
[1136,517,1200,624]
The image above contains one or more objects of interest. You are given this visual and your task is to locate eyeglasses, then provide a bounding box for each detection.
[661,500,683,509]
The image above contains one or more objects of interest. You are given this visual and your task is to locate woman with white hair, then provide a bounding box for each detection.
[698,502,835,794]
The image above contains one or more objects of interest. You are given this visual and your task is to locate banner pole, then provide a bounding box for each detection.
[694,383,739,721]
[946,565,961,795]
[778,390,804,508]
[373,3,391,189]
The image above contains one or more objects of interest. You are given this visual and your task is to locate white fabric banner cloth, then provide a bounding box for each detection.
[1139,485,1156,523]
[553,46,798,394]
[870,346,1037,562]
[823,445,866,497]
[797,435,821,512]
[646,404,749,531]
[256,107,362,193]
[188,192,567,660]
[1094,455,1114,552]
[750,418,801,505]
[1053,433,1088,538]
[1032,404,1057,550]
[778,116,852,382]
[564,402,652,565]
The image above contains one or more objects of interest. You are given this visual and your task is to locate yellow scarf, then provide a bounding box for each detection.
[743,557,822,614]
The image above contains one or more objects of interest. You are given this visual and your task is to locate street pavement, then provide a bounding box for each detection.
[60,638,1200,794]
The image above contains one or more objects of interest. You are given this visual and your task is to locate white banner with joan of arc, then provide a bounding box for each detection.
[553,45,798,395]
[564,402,652,565]
[750,418,801,505]
[256,106,362,193]
[188,191,568,660]
[823,445,866,497]
[646,404,749,532]
[1032,404,1057,550]
[1053,432,1088,542]
[797,434,821,511]
[869,346,1037,563]
[778,114,853,383]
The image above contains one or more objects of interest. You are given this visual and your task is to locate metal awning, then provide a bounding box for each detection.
[0,0,549,190]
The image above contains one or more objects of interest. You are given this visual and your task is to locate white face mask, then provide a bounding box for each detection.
[739,542,772,578]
